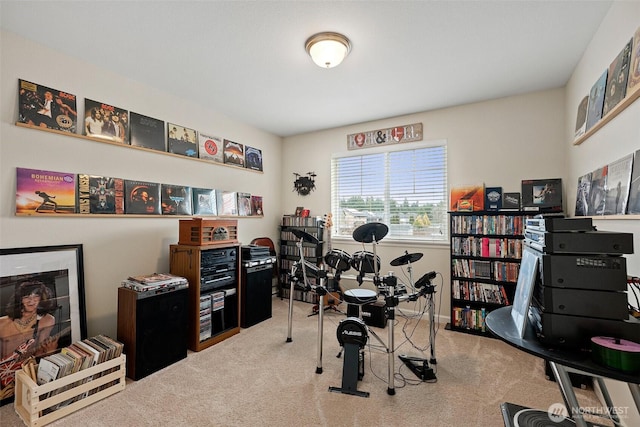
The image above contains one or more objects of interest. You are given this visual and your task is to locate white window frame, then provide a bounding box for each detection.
[330,139,448,244]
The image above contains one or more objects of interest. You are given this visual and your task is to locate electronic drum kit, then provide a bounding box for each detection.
[285,222,438,397]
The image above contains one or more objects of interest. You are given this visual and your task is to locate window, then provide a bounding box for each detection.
[331,140,448,242]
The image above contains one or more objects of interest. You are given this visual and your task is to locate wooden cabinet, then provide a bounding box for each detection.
[169,243,240,351]
[447,211,529,336]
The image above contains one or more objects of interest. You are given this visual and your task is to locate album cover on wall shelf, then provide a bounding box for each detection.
[627,26,640,94]
[124,180,161,214]
[602,38,633,116]
[192,188,217,215]
[18,79,77,133]
[16,167,77,214]
[585,69,608,132]
[449,184,484,211]
[588,166,608,216]
[574,95,589,139]
[217,191,238,216]
[223,139,245,168]
[129,112,165,152]
[167,123,198,157]
[198,133,224,163]
[244,146,263,171]
[83,99,128,144]
[603,153,633,215]
[77,174,125,214]
[161,184,193,215]
[521,178,562,213]
[574,173,592,217]
[237,192,252,216]
[628,149,640,214]
[501,192,521,210]
[251,195,263,216]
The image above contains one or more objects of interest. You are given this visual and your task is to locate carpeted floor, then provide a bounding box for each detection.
[0,297,609,426]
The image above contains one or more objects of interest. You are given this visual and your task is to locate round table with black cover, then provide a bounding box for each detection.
[485,306,640,427]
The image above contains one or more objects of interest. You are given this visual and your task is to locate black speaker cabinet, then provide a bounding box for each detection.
[117,287,188,380]
[241,263,273,328]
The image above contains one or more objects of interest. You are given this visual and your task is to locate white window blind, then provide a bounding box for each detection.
[331,141,448,242]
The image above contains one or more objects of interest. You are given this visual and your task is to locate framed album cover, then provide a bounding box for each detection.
[574,174,592,217]
[484,187,502,211]
[15,168,77,215]
[167,123,198,157]
[502,192,521,210]
[84,99,129,144]
[627,26,640,94]
[450,184,484,211]
[245,146,263,171]
[521,178,562,213]
[129,112,165,152]
[77,174,125,215]
[160,184,193,215]
[585,69,608,132]
[0,244,87,405]
[198,133,223,163]
[192,188,217,216]
[223,139,245,168]
[18,79,77,133]
[602,38,632,117]
[603,153,633,215]
[124,180,161,215]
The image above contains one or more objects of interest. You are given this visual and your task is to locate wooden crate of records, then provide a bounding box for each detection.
[14,355,125,427]
[178,218,238,246]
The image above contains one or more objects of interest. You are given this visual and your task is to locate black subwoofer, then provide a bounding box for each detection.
[117,287,188,380]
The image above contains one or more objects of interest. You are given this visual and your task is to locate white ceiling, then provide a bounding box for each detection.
[1,1,613,137]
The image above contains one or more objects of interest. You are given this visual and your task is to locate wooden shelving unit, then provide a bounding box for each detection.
[169,243,241,352]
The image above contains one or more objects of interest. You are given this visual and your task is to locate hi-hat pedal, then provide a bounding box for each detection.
[398,354,436,381]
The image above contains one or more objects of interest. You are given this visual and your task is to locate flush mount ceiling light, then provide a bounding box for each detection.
[305,32,351,69]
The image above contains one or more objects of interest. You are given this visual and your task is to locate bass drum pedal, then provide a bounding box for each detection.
[329,317,369,397]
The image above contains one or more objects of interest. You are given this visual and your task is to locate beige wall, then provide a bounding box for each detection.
[565,2,640,275]
[0,30,283,338]
[565,3,640,425]
[282,88,567,321]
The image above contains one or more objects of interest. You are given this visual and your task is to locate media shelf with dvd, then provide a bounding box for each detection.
[278,215,324,304]
[446,210,531,336]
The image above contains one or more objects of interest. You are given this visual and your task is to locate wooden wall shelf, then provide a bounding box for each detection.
[581,214,640,220]
[573,85,640,146]
[15,122,263,173]
[15,213,263,219]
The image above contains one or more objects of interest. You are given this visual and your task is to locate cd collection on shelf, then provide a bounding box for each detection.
[448,210,530,336]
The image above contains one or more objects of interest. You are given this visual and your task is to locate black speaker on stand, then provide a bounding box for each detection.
[117,287,188,380]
